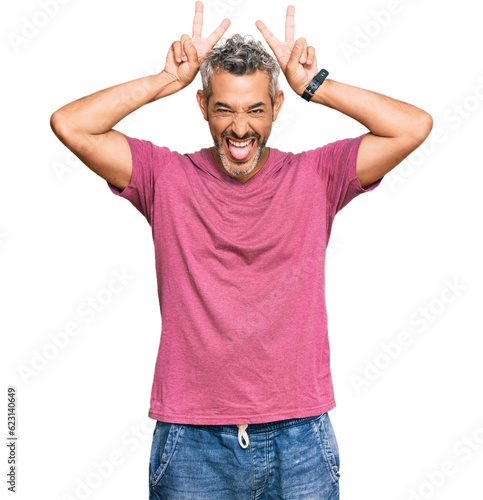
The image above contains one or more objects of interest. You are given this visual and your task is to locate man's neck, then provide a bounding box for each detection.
[210,147,270,183]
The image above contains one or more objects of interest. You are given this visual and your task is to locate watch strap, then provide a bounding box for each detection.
[302,69,329,101]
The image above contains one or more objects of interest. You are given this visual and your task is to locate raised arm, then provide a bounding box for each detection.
[50,1,230,190]
[256,6,432,189]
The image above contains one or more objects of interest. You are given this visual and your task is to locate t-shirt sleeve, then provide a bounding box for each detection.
[316,133,383,218]
[106,133,170,226]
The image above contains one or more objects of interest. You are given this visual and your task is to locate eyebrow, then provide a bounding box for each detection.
[214,101,266,110]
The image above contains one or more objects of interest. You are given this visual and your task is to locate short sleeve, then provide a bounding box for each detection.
[317,133,383,218]
[107,133,170,226]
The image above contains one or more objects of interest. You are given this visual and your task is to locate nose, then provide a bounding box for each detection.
[231,112,250,139]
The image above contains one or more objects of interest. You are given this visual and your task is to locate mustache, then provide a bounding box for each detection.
[221,131,260,141]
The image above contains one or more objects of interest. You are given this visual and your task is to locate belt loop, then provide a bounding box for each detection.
[237,424,250,448]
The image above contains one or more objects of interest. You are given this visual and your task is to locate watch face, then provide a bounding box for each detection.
[308,81,318,92]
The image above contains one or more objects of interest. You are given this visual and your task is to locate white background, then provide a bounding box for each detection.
[2,0,483,498]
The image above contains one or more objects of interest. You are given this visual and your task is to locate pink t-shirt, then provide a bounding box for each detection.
[107,132,383,425]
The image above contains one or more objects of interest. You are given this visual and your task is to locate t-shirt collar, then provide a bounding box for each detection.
[196,147,277,186]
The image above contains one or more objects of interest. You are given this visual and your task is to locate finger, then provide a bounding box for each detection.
[306,45,316,67]
[180,34,190,61]
[287,37,305,72]
[255,20,281,52]
[192,0,203,37]
[285,5,295,41]
[297,37,307,64]
[206,18,231,47]
[172,40,183,63]
[184,38,199,66]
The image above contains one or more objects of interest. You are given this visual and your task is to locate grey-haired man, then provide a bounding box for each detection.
[50,2,432,498]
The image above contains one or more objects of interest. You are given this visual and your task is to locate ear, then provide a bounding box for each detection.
[272,90,285,122]
[196,90,209,121]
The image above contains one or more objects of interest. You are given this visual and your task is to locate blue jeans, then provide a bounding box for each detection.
[149,413,340,499]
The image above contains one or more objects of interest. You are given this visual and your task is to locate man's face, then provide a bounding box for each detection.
[197,70,284,182]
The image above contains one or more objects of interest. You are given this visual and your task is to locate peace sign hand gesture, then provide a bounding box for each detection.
[163,1,230,88]
[256,6,318,96]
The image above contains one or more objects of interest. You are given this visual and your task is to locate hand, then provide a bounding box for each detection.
[163,1,231,87]
[256,5,318,96]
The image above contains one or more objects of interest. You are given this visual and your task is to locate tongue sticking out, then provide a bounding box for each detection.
[227,139,254,161]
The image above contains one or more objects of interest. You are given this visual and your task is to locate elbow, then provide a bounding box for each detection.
[419,111,433,140]
[50,111,64,137]
[50,110,71,142]
[411,111,433,146]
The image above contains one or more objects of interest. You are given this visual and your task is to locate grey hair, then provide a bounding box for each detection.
[200,34,280,105]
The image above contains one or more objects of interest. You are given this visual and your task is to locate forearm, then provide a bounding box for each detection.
[311,78,432,143]
[51,71,182,136]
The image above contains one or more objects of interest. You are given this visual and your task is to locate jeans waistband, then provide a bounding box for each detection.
[182,413,323,436]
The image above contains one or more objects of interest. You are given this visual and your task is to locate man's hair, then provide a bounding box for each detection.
[200,34,280,105]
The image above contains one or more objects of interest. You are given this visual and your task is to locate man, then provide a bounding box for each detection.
[50,2,432,499]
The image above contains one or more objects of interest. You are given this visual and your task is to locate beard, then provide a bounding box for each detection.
[213,131,267,177]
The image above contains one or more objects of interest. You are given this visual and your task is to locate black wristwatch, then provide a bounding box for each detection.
[302,69,329,102]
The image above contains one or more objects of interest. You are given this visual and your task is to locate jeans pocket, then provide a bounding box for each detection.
[313,412,341,484]
[149,421,183,488]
